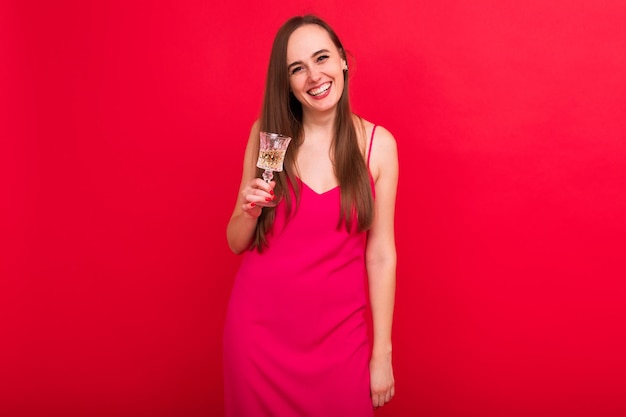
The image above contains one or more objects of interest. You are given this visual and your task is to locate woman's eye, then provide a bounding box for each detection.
[316,55,329,62]
[290,66,303,75]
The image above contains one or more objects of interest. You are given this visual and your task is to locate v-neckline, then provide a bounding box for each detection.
[298,178,339,196]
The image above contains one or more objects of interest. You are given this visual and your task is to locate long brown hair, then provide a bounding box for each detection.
[252,15,374,251]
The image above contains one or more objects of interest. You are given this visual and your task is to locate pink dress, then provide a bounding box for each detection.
[223,128,377,417]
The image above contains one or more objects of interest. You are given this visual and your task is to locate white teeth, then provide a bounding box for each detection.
[308,83,331,96]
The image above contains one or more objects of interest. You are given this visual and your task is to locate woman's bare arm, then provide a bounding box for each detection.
[226,121,276,254]
[365,125,398,408]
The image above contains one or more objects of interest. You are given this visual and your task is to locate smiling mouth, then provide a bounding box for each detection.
[308,82,331,96]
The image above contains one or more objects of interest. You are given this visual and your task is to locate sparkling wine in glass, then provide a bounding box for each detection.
[257,132,291,182]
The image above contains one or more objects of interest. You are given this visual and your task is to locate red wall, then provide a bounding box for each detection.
[2,1,625,416]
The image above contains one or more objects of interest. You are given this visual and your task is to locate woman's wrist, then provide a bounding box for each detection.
[371,343,392,359]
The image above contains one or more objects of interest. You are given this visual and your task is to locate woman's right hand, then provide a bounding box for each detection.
[240,179,276,219]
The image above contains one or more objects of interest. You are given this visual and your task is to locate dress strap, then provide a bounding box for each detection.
[367,125,377,167]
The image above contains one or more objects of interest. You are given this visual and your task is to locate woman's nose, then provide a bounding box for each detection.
[307,68,321,82]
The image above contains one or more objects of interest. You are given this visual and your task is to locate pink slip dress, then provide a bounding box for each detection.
[223,126,378,417]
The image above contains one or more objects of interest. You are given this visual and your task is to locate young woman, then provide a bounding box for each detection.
[224,14,398,417]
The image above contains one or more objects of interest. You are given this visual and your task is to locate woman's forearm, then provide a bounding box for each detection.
[367,260,396,357]
[226,211,258,254]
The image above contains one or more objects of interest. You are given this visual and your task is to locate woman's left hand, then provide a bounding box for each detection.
[369,352,395,408]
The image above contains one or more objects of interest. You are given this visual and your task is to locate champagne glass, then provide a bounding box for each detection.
[257,132,291,183]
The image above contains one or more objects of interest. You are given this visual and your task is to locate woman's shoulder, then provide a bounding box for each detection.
[250,118,261,134]
[244,119,262,144]
[354,116,396,149]
[355,116,398,181]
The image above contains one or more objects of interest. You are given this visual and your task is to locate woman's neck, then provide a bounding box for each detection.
[302,110,336,139]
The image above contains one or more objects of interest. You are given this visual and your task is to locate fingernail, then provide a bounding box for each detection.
[269,189,274,195]
[250,203,256,207]
[265,197,272,202]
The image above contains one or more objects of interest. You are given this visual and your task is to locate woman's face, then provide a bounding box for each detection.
[286,24,347,116]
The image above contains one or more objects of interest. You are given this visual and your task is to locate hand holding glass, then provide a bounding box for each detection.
[257,132,292,183]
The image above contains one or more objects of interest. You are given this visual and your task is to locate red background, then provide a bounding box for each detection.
[2,1,625,416]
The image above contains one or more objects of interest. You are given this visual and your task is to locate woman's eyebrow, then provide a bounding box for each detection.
[287,60,303,71]
[312,48,331,56]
